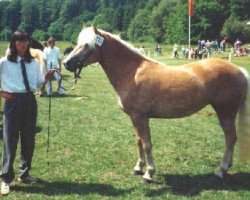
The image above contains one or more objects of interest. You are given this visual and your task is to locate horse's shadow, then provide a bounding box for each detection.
[12,180,133,197]
[146,172,250,197]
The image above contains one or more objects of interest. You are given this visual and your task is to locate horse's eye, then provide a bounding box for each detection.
[84,44,89,48]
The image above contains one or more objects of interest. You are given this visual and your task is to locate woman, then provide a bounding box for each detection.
[0,30,55,195]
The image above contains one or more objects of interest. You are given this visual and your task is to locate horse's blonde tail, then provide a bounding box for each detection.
[238,67,250,162]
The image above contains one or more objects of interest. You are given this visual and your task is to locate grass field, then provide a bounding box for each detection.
[0,41,250,199]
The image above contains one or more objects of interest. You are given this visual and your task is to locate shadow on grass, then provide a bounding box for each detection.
[146,172,250,197]
[13,180,133,197]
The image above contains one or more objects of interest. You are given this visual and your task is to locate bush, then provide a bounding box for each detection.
[48,20,64,40]
[32,29,48,41]
[0,27,12,41]
[221,18,250,44]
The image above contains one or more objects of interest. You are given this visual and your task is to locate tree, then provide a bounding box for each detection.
[1,0,21,33]
[19,0,39,35]
[164,3,187,44]
[38,1,51,30]
[0,0,250,43]
[60,0,82,24]
[127,9,153,42]
[191,0,228,42]
[221,18,250,44]
[32,29,48,41]
[48,19,64,40]
[0,27,12,41]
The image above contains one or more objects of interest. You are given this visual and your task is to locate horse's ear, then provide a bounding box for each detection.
[91,24,98,34]
[82,22,87,29]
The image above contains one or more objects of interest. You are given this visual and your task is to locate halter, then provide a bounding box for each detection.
[58,33,104,91]
[56,48,95,91]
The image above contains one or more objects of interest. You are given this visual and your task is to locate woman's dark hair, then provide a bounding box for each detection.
[7,30,33,63]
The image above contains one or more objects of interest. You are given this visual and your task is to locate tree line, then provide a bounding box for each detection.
[0,0,249,44]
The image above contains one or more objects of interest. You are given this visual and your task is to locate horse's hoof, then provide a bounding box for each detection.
[133,170,144,176]
[214,168,227,179]
[142,178,153,184]
[214,171,224,179]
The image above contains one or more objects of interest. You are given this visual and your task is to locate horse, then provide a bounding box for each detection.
[30,38,44,51]
[63,25,250,183]
[64,46,74,57]
[29,38,47,95]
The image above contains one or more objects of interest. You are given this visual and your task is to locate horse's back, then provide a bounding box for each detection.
[127,60,207,117]
[124,58,247,118]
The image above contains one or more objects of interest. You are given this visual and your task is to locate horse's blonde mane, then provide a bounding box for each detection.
[77,27,149,60]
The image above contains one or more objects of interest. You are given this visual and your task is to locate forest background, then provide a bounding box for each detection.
[0,0,250,45]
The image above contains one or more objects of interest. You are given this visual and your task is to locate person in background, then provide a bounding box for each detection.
[181,46,186,58]
[42,42,48,52]
[43,37,65,96]
[138,45,145,55]
[0,30,56,196]
[173,44,178,59]
[220,37,227,53]
[154,44,159,58]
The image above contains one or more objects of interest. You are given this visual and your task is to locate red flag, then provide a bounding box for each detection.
[189,0,194,16]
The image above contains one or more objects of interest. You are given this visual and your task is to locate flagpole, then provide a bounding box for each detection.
[188,0,193,59]
[188,15,191,59]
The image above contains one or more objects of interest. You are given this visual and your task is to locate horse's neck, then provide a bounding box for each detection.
[99,39,143,92]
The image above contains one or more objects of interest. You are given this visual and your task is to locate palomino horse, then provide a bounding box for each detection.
[29,38,47,95]
[63,25,250,183]
[30,48,47,96]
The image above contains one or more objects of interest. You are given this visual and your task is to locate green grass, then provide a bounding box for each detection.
[0,41,250,199]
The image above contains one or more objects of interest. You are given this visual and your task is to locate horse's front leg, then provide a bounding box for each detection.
[131,115,155,183]
[133,133,146,175]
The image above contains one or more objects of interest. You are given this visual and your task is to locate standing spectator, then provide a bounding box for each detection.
[138,46,145,55]
[220,37,227,53]
[234,38,242,49]
[173,44,178,59]
[181,46,186,58]
[205,40,211,54]
[189,48,195,59]
[157,44,162,56]
[154,45,159,58]
[234,39,242,57]
[43,37,65,96]
[211,39,218,54]
[197,40,202,50]
[200,39,206,49]
[43,42,48,52]
[0,30,55,196]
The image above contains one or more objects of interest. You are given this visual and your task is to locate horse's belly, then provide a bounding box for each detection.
[120,92,208,119]
[148,101,207,118]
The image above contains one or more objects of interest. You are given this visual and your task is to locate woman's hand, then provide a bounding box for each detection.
[0,91,14,101]
[45,69,58,80]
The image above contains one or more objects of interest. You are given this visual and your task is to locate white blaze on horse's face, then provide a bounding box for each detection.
[63,27,96,72]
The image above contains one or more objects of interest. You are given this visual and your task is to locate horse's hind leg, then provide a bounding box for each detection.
[131,114,155,182]
[214,111,238,178]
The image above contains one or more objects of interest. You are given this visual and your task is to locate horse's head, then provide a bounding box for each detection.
[63,25,103,72]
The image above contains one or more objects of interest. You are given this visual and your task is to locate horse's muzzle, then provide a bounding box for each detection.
[63,61,76,72]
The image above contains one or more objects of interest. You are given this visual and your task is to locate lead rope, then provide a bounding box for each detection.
[47,62,53,166]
